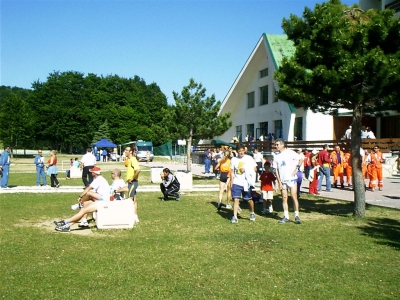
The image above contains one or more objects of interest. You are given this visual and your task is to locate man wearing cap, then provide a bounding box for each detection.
[80,148,97,187]
[124,146,141,223]
[54,166,110,232]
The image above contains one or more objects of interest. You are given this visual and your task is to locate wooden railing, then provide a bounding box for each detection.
[194,138,400,154]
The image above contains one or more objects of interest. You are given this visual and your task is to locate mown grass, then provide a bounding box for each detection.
[0,191,399,299]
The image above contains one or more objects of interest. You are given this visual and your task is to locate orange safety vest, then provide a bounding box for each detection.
[370,151,384,169]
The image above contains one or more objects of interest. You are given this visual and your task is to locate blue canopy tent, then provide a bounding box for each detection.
[93,138,117,148]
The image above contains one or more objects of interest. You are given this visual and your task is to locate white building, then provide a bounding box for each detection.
[216,34,336,143]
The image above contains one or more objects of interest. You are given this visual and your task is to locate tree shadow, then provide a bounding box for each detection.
[358,217,400,251]
[298,197,355,216]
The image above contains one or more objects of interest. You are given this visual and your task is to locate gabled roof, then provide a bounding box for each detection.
[219,33,297,114]
[264,34,296,69]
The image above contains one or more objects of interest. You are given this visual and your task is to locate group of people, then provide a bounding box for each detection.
[344,125,376,140]
[54,146,141,232]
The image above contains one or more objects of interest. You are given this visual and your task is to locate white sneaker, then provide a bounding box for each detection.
[269,206,274,213]
[249,212,256,222]
[225,203,232,209]
[78,221,89,228]
[134,214,140,223]
[71,203,83,210]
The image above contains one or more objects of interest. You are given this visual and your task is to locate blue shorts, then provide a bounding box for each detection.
[231,184,252,200]
[128,180,138,198]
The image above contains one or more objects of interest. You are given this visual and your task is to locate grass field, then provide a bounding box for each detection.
[0,189,399,299]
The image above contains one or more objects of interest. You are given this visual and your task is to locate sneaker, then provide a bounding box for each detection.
[379,188,382,191]
[230,216,238,223]
[176,194,181,201]
[226,203,232,209]
[278,217,290,224]
[261,208,267,215]
[55,224,71,232]
[295,216,302,224]
[217,202,222,211]
[53,220,65,227]
[78,221,89,228]
[134,214,140,223]
[71,203,82,210]
[56,184,60,188]
[269,206,274,213]
[341,184,344,189]
[249,213,256,222]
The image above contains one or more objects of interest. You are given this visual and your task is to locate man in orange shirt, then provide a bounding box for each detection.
[330,145,345,188]
[367,145,385,191]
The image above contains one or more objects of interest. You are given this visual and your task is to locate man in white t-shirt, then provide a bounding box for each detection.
[110,168,128,200]
[273,139,302,224]
[54,166,110,232]
[229,145,258,223]
[81,148,97,187]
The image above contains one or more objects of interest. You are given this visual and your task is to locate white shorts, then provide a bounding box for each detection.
[281,179,297,190]
[262,191,274,200]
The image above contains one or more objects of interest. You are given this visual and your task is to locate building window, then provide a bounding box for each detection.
[260,85,268,105]
[273,85,278,103]
[274,120,282,139]
[257,122,268,139]
[260,68,268,78]
[294,117,303,140]
[247,124,254,140]
[236,125,242,142]
[247,92,255,109]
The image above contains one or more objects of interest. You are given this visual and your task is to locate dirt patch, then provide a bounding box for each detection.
[18,219,95,236]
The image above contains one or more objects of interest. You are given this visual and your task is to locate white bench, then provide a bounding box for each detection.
[69,166,82,179]
[96,200,135,229]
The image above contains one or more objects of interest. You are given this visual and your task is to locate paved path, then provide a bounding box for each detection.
[1,160,399,210]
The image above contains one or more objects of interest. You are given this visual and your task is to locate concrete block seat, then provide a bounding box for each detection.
[96,200,135,229]
[69,166,82,179]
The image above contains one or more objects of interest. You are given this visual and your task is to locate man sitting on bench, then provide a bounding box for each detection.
[160,168,180,201]
[53,166,110,232]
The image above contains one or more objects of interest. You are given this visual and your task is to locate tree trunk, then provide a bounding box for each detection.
[351,104,366,218]
[186,128,193,172]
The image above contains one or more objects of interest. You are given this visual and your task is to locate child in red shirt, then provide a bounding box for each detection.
[259,161,276,214]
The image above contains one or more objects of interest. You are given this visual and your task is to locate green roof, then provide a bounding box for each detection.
[264,34,296,69]
[264,34,296,113]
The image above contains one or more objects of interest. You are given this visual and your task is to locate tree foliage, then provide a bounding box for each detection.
[275,0,400,217]
[163,78,231,171]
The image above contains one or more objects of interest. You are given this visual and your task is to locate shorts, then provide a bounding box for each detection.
[231,184,252,201]
[127,180,138,198]
[281,179,297,190]
[220,172,229,183]
[262,190,274,200]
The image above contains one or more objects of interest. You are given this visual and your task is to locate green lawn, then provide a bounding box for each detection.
[0,191,399,299]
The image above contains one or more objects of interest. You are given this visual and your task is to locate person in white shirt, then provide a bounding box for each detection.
[229,145,257,224]
[253,148,263,182]
[345,125,352,140]
[273,139,302,224]
[110,168,128,200]
[80,148,97,187]
[54,166,110,232]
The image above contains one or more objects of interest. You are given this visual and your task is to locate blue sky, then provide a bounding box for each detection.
[1,0,356,103]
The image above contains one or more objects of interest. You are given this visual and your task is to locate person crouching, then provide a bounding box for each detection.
[160,168,180,201]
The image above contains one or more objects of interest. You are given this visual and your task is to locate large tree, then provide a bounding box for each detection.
[275,0,400,217]
[164,78,231,171]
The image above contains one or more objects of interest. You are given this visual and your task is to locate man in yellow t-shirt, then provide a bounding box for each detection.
[124,147,141,223]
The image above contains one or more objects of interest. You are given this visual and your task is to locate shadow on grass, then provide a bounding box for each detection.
[298,197,355,217]
[358,217,400,251]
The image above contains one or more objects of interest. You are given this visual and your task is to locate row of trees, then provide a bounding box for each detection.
[0,72,170,152]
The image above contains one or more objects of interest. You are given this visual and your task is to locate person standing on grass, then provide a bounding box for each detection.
[273,139,302,224]
[34,149,47,186]
[124,146,141,224]
[259,161,276,215]
[81,148,96,187]
[0,146,11,189]
[215,150,232,211]
[229,145,257,224]
[54,166,110,232]
[47,150,60,188]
